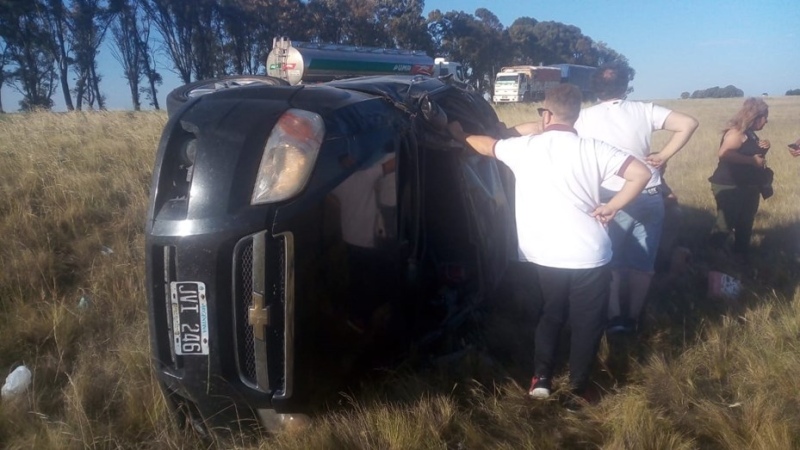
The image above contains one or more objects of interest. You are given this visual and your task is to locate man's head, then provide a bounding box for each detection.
[592,62,632,101]
[542,83,582,125]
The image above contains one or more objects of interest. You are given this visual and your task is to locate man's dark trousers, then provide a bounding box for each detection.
[532,263,610,391]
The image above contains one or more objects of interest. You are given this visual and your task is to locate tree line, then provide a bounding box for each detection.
[0,0,633,113]
[680,85,744,99]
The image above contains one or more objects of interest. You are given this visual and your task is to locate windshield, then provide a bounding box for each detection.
[495,74,519,85]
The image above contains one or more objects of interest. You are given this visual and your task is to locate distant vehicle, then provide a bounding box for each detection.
[548,64,597,99]
[266,36,467,85]
[492,66,561,103]
[434,57,468,83]
[147,75,516,434]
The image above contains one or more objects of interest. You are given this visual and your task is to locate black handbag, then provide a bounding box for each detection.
[759,166,774,199]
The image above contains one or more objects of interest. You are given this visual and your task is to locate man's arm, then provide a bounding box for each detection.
[448,121,498,157]
[505,121,543,137]
[591,157,651,223]
[645,111,699,168]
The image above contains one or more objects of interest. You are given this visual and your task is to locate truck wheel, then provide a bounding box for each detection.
[166,75,289,117]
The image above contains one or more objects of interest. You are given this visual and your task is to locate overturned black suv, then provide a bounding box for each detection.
[145,75,517,432]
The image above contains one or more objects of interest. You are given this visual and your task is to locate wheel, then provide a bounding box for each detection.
[166,75,289,117]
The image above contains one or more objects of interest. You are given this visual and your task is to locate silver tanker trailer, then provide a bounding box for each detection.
[267,36,466,85]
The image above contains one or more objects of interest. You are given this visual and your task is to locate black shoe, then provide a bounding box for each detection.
[562,396,585,413]
[607,316,636,335]
[562,388,590,412]
[528,376,551,399]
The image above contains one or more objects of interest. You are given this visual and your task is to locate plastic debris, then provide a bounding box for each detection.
[708,271,742,300]
[2,365,32,399]
[78,296,90,309]
[101,246,114,255]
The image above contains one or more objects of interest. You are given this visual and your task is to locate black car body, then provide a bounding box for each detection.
[145,75,517,432]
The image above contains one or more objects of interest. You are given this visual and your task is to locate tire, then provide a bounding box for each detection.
[166,75,289,117]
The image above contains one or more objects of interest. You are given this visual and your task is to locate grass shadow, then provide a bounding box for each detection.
[472,201,800,399]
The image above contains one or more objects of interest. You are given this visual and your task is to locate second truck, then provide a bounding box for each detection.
[492,64,597,104]
[492,66,561,103]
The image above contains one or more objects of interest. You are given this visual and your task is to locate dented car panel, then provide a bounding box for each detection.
[145,75,516,430]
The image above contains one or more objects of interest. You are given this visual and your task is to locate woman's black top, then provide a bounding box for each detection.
[708,130,766,186]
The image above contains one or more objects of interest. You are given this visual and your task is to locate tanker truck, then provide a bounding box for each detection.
[492,66,561,103]
[267,36,466,85]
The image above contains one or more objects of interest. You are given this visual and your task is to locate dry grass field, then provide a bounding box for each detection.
[0,96,798,449]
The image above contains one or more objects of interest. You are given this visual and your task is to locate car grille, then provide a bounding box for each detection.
[234,232,289,395]
[236,240,256,381]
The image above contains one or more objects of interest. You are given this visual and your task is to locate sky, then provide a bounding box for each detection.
[2,0,799,111]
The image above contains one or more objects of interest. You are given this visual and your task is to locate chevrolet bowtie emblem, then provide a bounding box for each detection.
[248,292,270,340]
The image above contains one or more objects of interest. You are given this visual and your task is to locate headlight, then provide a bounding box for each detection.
[251,109,325,204]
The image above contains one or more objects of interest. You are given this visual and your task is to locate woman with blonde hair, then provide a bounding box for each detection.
[708,97,772,260]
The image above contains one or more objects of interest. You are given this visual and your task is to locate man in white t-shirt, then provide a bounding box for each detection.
[506,65,698,335]
[448,84,651,404]
[574,63,698,334]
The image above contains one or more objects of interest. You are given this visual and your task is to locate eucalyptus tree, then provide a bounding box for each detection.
[0,0,57,110]
[218,0,261,75]
[136,6,161,109]
[141,0,222,83]
[41,0,74,110]
[427,8,506,90]
[107,0,161,110]
[109,0,143,110]
[307,0,385,46]
[217,0,309,75]
[530,21,597,65]
[507,17,543,65]
[375,0,432,52]
[0,39,8,112]
[68,0,113,110]
[593,40,635,79]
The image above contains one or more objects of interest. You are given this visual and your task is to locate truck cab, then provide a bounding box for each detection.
[492,66,560,103]
[493,71,527,103]
[434,58,467,84]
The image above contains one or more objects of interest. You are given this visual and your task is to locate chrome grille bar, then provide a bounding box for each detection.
[273,231,294,401]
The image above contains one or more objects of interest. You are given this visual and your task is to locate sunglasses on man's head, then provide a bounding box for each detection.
[537,108,551,117]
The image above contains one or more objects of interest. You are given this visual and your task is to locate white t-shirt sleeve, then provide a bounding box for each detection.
[494,136,529,167]
[594,141,636,181]
[649,103,672,130]
[574,111,586,134]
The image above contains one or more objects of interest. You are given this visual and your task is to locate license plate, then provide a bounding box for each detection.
[170,281,209,355]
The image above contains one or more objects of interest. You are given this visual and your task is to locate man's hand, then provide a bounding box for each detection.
[591,204,617,224]
[446,121,498,157]
[645,152,668,169]
[664,192,679,207]
[757,139,771,153]
[791,139,800,157]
